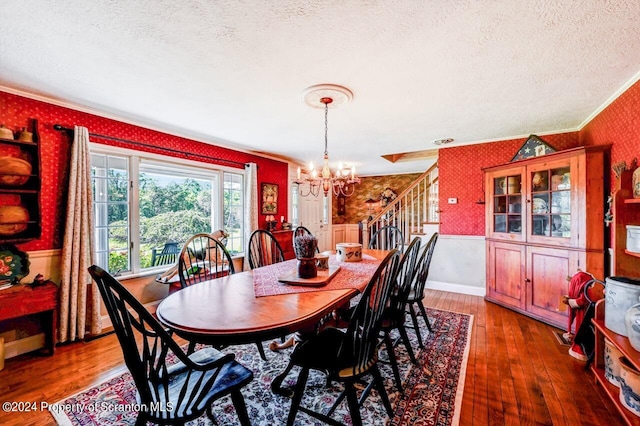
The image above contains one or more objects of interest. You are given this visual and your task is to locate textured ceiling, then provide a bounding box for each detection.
[1,1,640,175]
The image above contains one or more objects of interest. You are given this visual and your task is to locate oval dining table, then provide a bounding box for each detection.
[156,248,388,347]
[155,248,388,394]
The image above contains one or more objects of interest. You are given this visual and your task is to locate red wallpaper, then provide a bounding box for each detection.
[439,79,640,236]
[4,78,639,245]
[438,133,580,235]
[0,91,288,251]
[580,80,640,180]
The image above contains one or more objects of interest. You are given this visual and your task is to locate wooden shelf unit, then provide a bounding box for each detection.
[0,118,42,244]
[613,170,640,279]
[592,300,640,425]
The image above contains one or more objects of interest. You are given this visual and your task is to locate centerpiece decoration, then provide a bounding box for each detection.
[294,234,318,279]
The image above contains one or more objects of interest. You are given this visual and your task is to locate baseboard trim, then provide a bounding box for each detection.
[426,280,486,297]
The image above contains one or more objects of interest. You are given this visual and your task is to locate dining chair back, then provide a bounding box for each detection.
[294,225,320,253]
[407,232,439,347]
[178,233,270,360]
[381,236,422,392]
[369,225,405,252]
[283,249,401,426]
[88,265,253,426]
[247,229,285,269]
[177,233,235,289]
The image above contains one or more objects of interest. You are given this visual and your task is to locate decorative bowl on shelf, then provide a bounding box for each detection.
[0,205,29,235]
[0,125,14,140]
[0,156,32,186]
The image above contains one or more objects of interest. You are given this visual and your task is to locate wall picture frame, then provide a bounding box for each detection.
[261,183,278,215]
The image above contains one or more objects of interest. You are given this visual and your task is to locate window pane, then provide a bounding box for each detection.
[224,172,244,255]
[138,166,215,269]
[91,154,130,274]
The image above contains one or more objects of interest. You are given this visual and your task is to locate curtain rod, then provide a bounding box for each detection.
[53,124,249,168]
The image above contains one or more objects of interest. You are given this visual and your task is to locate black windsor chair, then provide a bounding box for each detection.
[88,265,253,426]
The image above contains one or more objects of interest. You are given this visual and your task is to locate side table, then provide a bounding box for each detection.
[0,282,58,355]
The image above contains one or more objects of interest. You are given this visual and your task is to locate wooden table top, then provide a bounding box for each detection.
[156,249,387,345]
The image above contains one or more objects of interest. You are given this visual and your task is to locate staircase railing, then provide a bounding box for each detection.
[365,162,438,248]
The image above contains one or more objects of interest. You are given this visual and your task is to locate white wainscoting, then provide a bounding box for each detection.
[24,249,62,284]
[426,234,486,297]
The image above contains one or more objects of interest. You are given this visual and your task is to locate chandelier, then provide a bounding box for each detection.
[294,84,361,198]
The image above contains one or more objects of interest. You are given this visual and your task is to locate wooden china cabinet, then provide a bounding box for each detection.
[484,146,608,329]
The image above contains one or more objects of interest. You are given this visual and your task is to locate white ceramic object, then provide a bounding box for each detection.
[604,338,623,387]
[335,243,362,262]
[315,252,330,270]
[627,225,640,253]
[605,277,640,336]
[619,356,640,417]
[626,297,640,352]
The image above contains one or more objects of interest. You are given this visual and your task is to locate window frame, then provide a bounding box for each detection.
[90,143,245,278]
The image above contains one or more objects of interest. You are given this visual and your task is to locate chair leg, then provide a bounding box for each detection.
[371,364,394,418]
[417,300,433,332]
[256,342,267,361]
[271,358,296,396]
[384,331,403,393]
[286,367,309,426]
[230,389,251,426]
[344,381,363,426]
[397,324,417,364]
[187,340,197,354]
[408,304,424,348]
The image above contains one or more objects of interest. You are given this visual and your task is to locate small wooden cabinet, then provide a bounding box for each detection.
[0,118,41,243]
[272,230,295,260]
[484,146,607,329]
[0,282,58,355]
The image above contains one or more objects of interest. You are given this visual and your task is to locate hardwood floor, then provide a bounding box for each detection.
[0,289,624,425]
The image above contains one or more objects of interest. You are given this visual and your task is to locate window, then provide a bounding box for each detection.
[91,148,244,275]
[223,172,244,254]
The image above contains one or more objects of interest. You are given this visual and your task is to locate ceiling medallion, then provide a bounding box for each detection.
[295,84,360,198]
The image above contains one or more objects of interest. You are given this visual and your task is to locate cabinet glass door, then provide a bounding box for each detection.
[530,167,571,238]
[493,175,522,234]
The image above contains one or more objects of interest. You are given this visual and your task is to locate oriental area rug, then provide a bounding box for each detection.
[50,308,472,426]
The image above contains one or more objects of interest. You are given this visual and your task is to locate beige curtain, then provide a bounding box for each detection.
[59,126,101,342]
[244,163,258,270]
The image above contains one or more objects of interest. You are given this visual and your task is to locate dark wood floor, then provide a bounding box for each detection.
[0,289,625,425]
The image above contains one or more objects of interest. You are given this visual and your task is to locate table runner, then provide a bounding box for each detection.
[253,254,381,297]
